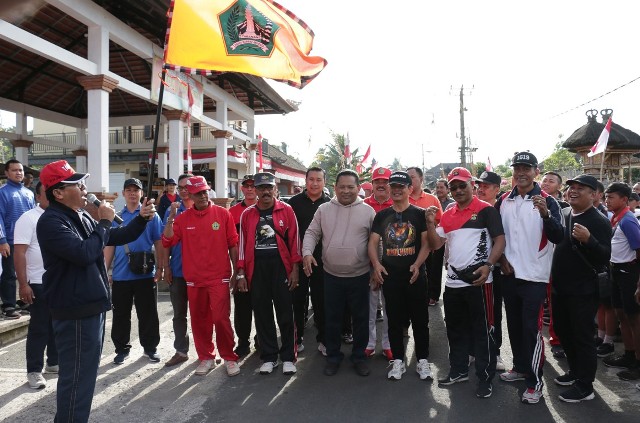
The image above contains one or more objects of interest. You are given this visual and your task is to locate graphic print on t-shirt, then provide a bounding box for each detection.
[255,211,278,251]
[384,220,416,256]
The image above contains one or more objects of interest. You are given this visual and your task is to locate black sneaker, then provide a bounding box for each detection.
[617,366,640,381]
[354,361,370,377]
[603,354,636,369]
[551,345,566,358]
[558,385,595,403]
[114,351,130,365]
[595,337,604,347]
[554,373,576,386]
[476,381,492,398]
[596,342,615,358]
[438,372,469,386]
[342,334,353,344]
[234,344,250,357]
[145,351,160,362]
[324,362,339,376]
[376,309,383,322]
[2,307,20,320]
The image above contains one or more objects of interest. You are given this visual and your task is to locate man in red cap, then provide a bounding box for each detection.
[426,167,505,398]
[36,160,156,422]
[162,175,240,377]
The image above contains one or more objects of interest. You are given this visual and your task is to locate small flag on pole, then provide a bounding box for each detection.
[344,133,351,163]
[486,157,493,171]
[588,117,612,157]
[361,144,371,165]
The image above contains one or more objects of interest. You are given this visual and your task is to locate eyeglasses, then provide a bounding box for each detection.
[243,184,256,189]
[62,181,86,189]
[178,186,188,191]
[449,182,468,191]
[255,185,274,191]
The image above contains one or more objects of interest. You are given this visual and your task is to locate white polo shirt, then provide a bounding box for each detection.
[13,206,45,284]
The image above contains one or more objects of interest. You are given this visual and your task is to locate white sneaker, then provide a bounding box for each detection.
[44,364,59,373]
[416,359,433,380]
[282,361,297,375]
[387,359,406,380]
[27,372,46,389]
[495,355,506,371]
[194,359,215,375]
[317,343,327,357]
[225,361,240,377]
[259,361,278,375]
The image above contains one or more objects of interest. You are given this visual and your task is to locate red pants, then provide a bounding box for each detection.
[547,283,561,346]
[187,282,238,361]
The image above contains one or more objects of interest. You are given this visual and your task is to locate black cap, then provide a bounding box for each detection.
[477,171,501,186]
[254,172,276,187]
[630,193,640,202]
[566,174,598,191]
[166,178,177,185]
[241,174,255,185]
[511,151,538,167]
[388,171,412,186]
[123,178,143,190]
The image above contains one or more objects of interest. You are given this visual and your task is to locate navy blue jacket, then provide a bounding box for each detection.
[36,201,149,320]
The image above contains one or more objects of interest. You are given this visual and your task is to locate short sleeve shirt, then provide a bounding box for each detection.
[371,205,427,271]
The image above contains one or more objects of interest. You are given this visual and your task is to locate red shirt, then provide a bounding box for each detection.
[364,195,394,213]
[409,191,443,223]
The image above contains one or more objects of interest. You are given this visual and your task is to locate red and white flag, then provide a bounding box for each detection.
[486,157,493,171]
[344,133,351,162]
[588,117,612,157]
[361,144,371,165]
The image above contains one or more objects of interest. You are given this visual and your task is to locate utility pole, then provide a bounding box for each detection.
[459,86,466,167]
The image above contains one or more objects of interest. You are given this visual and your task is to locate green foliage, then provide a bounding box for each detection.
[311,131,365,185]
[0,125,15,163]
[494,158,513,179]
[390,158,404,172]
[542,141,581,172]
[473,162,486,177]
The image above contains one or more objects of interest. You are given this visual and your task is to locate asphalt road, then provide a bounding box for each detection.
[0,291,639,422]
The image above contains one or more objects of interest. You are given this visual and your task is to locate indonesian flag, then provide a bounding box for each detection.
[164,0,327,88]
[361,144,371,165]
[486,157,493,171]
[344,133,351,162]
[588,117,612,157]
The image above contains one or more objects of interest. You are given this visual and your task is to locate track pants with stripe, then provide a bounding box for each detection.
[443,284,497,381]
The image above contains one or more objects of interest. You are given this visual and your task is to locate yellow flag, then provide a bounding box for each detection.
[164,0,327,88]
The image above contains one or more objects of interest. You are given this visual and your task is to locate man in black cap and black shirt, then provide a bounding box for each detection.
[551,174,611,402]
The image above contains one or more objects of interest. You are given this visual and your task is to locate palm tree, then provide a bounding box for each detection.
[311,131,367,184]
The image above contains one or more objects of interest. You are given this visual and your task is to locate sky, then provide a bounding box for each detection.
[255,0,640,171]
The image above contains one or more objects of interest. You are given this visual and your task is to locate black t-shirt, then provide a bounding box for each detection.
[371,204,427,271]
[255,207,279,258]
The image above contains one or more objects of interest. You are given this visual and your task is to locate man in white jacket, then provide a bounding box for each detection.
[302,170,375,377]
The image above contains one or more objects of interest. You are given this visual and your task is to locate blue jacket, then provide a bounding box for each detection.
[37,201,149,320]
[0,179,35,244]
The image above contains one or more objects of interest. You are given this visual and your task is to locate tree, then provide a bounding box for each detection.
[389,158,404,172]
[311,131,364,185]
[0,125,15,163]
[542,141,581,173]
[473,162,487,177]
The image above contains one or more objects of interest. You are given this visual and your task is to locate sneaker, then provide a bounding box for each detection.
[495,356,506,371]
[596,342,615,358]
[296,343,305,353]
[342,334,353,344]
[521,388,543,404]
[617,366,640,381]
[438,372,469,386]
[145,351,160,362]
[551,345,566,358]
[282,361,296,375]
[354,360,370,377]
[259,361,278,375]
[376,309,384,322]
[476,381,493,398]
[2,307,20,320]
[317,343,327,357]
[364,348,375,358]
[324,361,339,376]
[595,336,604,347]
[234,344,250,357]
[558,385,595,403]
[44,364,59,373]
[416,359,433,380]
[387,359,406,380]
[428,299,438,306]
[500,370,526,382]
[603,354,636,369]
[225,361,240,376]
[165,352,188,367]
[113,351,129,365]
[27,372,46,389]
[195,359,215,375]
[383,349,394,361]
[554,373,577,386]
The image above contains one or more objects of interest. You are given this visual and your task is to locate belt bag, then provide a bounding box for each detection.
[124,244,155,275]
[450,262,484,284]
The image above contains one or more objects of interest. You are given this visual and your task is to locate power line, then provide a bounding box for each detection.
[550,75,640,119]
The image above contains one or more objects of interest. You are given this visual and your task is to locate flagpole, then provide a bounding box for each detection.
[599,153,606,181]
[147,70,167,201]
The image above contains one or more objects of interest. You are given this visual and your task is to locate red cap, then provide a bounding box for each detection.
[371,167,391,181]
[40,160,89,190]
[185,175,211,194]
[361,182,373,190]
[447,167,473,183]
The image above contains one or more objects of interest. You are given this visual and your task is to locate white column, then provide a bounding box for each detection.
[246,119,257,174]
[157,146,169,180]
[214,103,229,197]
[73,150,88,176]
[75,127,88,173]
[164,111,186,178]
[13,112,29,164]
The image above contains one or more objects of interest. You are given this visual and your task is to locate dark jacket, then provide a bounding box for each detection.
[37,201,149,320]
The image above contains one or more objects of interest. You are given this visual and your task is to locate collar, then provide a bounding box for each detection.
[507,182,541,200]
[452,196,483,214]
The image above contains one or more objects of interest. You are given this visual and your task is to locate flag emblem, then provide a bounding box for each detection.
[221,2,275,56]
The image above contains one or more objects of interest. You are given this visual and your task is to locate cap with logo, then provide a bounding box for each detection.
[124,178,143,190]
[511,151,538,167]
[166,178,177,186]
[477,171,501,186]
[371,167,391,181]
[40,160,90,190]
[447,167,473,183]
[566,174,598,191]
[254,172,276,187]
[388,171,412,186]
[186,175,211,194]
[241,174,255,186]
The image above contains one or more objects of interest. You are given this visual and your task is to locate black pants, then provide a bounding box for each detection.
[309,264,326,343]
[383,269,429,360]
[251,257,295,363]
[169,277,189,355]
[233,290,253,348]
[0,244,16,309]
[443,284,496,381]
[293,268,310,344]
[492,269,503,351]
[427,245,446,301]
[26,283,58,372]
[552,291,599,391]
[111,278,160,354]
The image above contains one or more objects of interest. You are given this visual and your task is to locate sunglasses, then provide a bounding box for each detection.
[449,182,468,191]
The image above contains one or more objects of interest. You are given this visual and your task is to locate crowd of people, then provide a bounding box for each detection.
[2,152,640,421]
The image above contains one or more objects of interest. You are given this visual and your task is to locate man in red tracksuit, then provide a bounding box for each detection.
[236,172,302,376]
[161,175,240,377]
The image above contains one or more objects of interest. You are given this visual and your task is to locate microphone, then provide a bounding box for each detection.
[87,193,123,224]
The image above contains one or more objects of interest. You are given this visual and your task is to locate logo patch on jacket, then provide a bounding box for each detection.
[212,222,220,230]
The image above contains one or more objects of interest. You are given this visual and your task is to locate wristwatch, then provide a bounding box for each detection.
[236,273,246,280]
[483,262,495,272]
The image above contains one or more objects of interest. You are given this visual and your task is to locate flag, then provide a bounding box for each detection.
[164,0,327,88]
[361,144,371,165]
[344,133,351,163]
[588,117,612,157]
[486,157,493,171]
